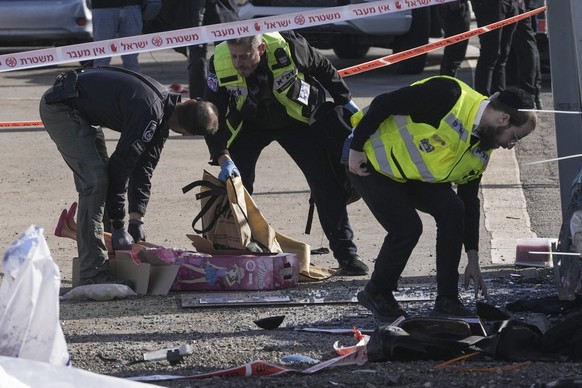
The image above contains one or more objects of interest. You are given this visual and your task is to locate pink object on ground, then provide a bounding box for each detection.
[54,209,67,237]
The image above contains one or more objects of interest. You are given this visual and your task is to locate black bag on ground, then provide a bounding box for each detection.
[478,320,546,361]
[367,320,478,362]
[541,312,582,360]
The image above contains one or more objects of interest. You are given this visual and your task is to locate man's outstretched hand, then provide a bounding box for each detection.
[464,249,488,298]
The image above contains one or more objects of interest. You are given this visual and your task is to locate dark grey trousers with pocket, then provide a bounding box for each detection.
[39,89,110,281]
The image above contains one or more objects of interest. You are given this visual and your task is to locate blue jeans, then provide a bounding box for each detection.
[92,5,142,72]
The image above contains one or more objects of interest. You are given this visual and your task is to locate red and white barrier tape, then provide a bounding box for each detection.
[0,121,43,128]
[338,5,546,76]
[0,0,454,73]
[0,3,551,129]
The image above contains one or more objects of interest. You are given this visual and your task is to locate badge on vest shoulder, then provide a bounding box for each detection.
[274,48,290,67]
[297,80,310,106]
[207,72,218,92]
[419,139,435,153]
[142,120,157,142]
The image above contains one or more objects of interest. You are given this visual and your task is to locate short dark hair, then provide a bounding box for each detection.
[177,100,219,136]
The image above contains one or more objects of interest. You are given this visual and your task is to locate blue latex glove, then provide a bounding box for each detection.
[341,132,353,166]
[218,160,240,183]
[344,100,359,114]
[128,219,146,242]
[111,227,134,250]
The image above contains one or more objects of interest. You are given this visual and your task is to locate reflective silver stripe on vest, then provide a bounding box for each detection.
[396,115,435,182]
[444,112,469,143]
[370,128,393,177]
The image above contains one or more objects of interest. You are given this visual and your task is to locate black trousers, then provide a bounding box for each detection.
[186,0,239,98]
[512,3,542,101]
[438,0,471,77]
[471,0,519,95]
[228,123,358,262]
[348,168,465,297]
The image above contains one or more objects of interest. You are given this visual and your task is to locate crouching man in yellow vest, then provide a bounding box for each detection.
[347,76,537,320]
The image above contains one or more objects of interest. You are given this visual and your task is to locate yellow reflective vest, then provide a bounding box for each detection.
[353,76,490,184]
[213,32,313,147]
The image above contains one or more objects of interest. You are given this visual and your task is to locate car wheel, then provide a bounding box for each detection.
[333,35,370,59]
[393,7,430,74]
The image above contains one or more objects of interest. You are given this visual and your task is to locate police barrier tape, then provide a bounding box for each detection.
[0,0,454,73]
[0,4,549,128]
[0,121,44,128]
[339,5,546,76]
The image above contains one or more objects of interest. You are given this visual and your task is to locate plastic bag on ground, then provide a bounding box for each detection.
[0,225,70,366]
[60,284,136,301]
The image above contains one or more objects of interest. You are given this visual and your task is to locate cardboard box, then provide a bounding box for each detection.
[75,241,299,293]
[171,252,299,291]
[72,253,115,288]
[146,241,299,291]
[109,249,182,295]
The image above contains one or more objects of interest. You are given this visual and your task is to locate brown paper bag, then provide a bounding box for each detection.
[184,171,251,250]
[184,171,334,281]
[242,187,335,281]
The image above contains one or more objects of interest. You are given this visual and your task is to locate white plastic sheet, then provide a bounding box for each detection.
[0,356,151,387]
[0,225,70,366]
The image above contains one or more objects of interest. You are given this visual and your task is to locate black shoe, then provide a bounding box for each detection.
[430,296,473,317]
[79,271,134,289]
[357,286,408,321]
[337,255,369,276]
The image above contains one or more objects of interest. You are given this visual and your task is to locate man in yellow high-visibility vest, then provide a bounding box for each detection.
[347,76,537,319]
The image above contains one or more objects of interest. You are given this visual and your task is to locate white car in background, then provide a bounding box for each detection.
[237,0,432,74]
[0,0,92,47]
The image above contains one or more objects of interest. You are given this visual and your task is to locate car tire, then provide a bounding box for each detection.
[332,35,370,59]
[393,7,430,75]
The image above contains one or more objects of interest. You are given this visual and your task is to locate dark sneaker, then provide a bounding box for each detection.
[357,286,408,321]
[337,256,369,276]
[430,296,474,317]
[79,271,134,289]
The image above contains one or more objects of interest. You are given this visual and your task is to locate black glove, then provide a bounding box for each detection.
[111,227,134,250]
[128,219,146,242]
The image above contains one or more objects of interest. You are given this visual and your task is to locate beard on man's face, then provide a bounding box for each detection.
[476,123,504,150]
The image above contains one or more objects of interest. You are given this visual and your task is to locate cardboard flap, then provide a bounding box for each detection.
[115,250,142,264]
[148,265,180,295]
[138,248,174,266]
[111,256,151,295]
[187,234,218,253]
